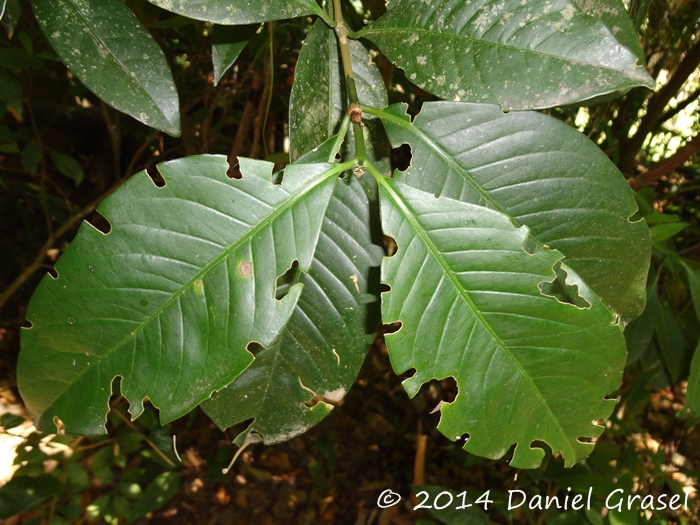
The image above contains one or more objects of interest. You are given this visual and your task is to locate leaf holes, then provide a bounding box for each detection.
[270,168,284,186]
[275,259,300,300]
[577,435,596,444]
[538,264,591,309]
[391,143,412,172]
[227,157,242,179]
[382,321,402,335]
[52,415,66,435]
[383,235,398,257]
[146,165,166,187]
[246,341,265,357]
[86,211,111,235]
[47,267,59,279]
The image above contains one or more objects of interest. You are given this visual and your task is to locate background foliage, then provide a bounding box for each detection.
[0,0,699,523]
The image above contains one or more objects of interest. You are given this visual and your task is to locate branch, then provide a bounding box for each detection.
[628,136,700,188]
[658,87,700,125]
[618,39,700,174]
[333,0,366,161]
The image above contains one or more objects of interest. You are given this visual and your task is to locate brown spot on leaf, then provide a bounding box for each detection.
[239,261,253,277]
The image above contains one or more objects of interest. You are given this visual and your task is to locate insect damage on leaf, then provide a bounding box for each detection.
[376,177,626,468]
[18,155,341,435]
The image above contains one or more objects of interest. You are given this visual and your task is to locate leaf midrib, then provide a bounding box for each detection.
[366,105,533,237]
[40,161,350,420]
[377,176,572,454]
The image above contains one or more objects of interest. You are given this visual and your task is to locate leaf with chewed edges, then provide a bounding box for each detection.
[368,102,650,321]
[203,176,383,443]
[147,0,325,25]
[18,154,347,435]
[359,0,653,110]
[202,135,383,443]
[376,176,626,468]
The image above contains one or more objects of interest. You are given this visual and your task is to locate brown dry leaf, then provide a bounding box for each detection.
[212,485,231,505]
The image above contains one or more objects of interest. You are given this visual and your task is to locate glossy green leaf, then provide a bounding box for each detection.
[369,102,650,321]
[376,177,626,468]
[359,0,653,110]
[49,149,84,185]
[146,0,326,24]
[18,154,346,435]
[212,24,258,86]
[1,0,20,38]
[127,472,180,524]
[32,0,181,136]
[289,19,390,171]
[685,339,700,417]
[203,173,383,443]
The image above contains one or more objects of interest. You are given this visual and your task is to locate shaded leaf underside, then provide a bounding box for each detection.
[19,155,342,435]
[378,178,626,468]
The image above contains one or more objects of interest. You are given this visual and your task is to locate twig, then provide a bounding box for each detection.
[333,0,366,161]
[628,135,700,188]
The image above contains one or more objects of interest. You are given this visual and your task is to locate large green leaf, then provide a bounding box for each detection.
[147,0,326,24]
[358,0,653,110]
[289,19,390,171]
[203,172,383,443]
[18,155,348,435]
[375,176,626,468]
[367,102,650,321]
[32,0,180,136]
